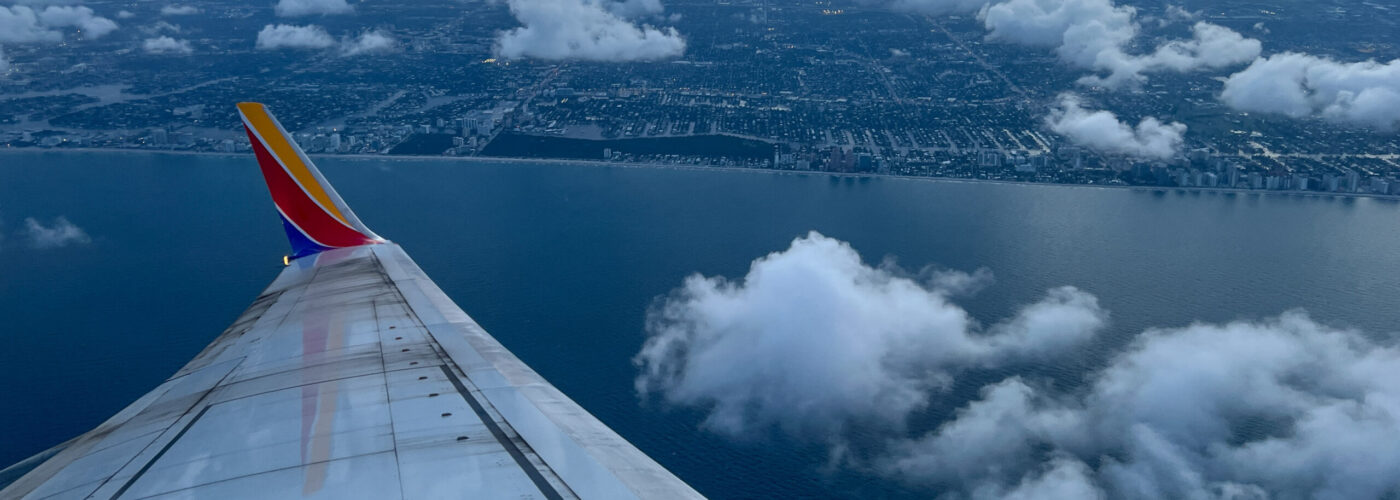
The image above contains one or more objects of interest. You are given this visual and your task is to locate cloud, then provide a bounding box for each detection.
[983,0,1258,87]
[1,5,122,42]
[634,232,1106,438]
[255,23,334,50]
[998,458,1106,500]
[116,9,134,19]
[1078,21,1262,87]
[0,46,9,73]
[1046,94,1185,160]
[256,25,395,55]
[35,5,116,39]
[1163,4,1195,21]
[634,234,1400,499]
[143,35,191,54]
[878,311,1400,499]
[0,6,58,43]
[879,378,1085,490]
[0,5,56,42]
[881,0,1257,87]
[1220,53,1400,130]
[138,21,181,36]
[339,29,395,56]
[1138,22,1261,72]
[634,233,1400,498]
[23,216,90,249]
[275,0,353,17]
[159,5,199,15]
[496,0,685,62]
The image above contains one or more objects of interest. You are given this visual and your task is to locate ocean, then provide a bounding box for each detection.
[3,150,1399,497]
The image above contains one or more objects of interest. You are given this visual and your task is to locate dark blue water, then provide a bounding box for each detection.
[3,151,1400,497]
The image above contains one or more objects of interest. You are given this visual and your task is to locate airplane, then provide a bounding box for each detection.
[0,103,704,500]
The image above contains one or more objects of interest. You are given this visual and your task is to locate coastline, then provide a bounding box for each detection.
[5,146,1398,201]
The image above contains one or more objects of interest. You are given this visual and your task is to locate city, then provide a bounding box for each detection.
[2,0,1399,196]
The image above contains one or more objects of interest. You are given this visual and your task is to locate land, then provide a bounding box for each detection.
[11,148,1400,203]
[3,0,1399,194]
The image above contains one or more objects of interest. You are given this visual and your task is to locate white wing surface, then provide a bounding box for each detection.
[0,104,703,500]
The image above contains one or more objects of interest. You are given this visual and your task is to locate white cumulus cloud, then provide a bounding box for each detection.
[1,5,116,42]
[1221,53,1400,131]
[632,232,1400,498]
[1078,21,1262,87]
[881,0,1257,87]
[255,23,334,50]
[496,0,686,62]
[1163,4,1196,22]
[339,29,395,56]
[0,5,60,42]
[983,0,1258,87]
[138,20,181,36]
[879,311,1400,499]
[159,5,199,16]
[633,234,1400,499]
[35,5,116,39]
[275,0,353,17]
[634,232,1106,438]
[1046,94,1185,160]
[143,35,191,54]
[23,216,91,249]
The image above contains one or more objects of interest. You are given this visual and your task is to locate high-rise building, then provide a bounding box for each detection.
[978,150,1001,168]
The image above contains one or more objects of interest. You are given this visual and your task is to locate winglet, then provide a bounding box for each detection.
[237,102,382,259]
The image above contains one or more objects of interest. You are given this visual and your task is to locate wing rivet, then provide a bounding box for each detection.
[401,348,410,352]
[389,326,396,330]
[409,361,419,366]
[441,413,453,418]
[428,393,440,398]
[418,376,428,380]
[456,436,469,442]
[395,336,403,340]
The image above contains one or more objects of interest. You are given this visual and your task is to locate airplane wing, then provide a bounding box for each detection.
[0,103,704,500]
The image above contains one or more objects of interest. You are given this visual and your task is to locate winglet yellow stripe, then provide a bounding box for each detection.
[237,102,351,226]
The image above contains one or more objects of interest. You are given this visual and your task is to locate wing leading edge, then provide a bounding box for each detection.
[0,105,703,500]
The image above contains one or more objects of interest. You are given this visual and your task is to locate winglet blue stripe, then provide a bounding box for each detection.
[280,214,332,259]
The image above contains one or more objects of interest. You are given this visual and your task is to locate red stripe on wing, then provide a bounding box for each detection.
[246,126,375,249]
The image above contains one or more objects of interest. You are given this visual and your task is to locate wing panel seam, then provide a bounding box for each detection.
[108,405,212,499]
[437,364,564,500]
